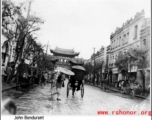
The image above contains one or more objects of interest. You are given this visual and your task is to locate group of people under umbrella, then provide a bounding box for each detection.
[52,65,86,101]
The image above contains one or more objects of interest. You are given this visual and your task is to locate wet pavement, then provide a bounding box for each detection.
[2,79,150,115]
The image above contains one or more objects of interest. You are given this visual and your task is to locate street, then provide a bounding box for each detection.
[2,79,150,115]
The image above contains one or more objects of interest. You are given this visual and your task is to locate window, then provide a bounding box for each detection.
[117,38,119,47]
[124,34,126,44]
[134,25,138,39]
[119,36,121,46]
[127,32,129,43]
[143,39,146,46]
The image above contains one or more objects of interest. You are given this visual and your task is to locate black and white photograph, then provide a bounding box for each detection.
[1,0,151,118]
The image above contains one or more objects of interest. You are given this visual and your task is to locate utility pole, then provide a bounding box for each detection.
[43,41,49,70]
[45,41,49,55]
[27,0,35,19]
[93,47,95,85]
[20,0,34,61]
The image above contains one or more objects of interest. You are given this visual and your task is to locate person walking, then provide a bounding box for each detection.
[31,63,38,86]
[41,69,48,86]
[38,68,42,86]
[9,64,17,84]
[56,72,66,101]
[6,63,12,84]
[2,63,6,83]
[50,72,57,93]
[11,66,17,84]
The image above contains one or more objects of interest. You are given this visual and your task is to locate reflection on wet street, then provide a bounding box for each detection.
[2,79,150,115]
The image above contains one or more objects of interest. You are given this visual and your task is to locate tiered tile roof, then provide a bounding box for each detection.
[50,47,79,57]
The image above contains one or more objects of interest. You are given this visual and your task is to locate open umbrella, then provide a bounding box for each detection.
[72,65,86,71]
[56,67,75,75]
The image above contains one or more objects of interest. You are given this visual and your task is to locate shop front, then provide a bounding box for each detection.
[108,69,112,85]
[112,68,118,87]
[128,66,138,81]
[102,69,108,80]
[117,69,126,81]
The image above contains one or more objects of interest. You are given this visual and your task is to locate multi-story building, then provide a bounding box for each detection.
[105,45,111,81]
[2,0,20,67]
[2,33,17,66]
[99,46,106,63]
[2,35,32,67]
[140,18,150,66]
[109,10,150,85]
[86,46,109,81]
[100,46,108,79]
[106,45,111,67]
[90,46,107,64]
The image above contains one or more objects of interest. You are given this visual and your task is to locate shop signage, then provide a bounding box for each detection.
[128,66,138,72]
[112,68,118,74]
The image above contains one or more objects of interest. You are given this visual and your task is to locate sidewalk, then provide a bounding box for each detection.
[2,83,16,92]
[85,83,149,99]
[86,83,120,92]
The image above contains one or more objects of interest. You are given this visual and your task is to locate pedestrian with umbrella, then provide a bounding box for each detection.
[56,72,66,101]
[55,67,74,101]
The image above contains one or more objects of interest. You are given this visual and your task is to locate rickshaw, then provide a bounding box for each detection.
[16,74,31,91]
[16,64,33,91]
[67,65,86,98]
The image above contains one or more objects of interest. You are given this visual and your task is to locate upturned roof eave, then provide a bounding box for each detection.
[50,49,79,56]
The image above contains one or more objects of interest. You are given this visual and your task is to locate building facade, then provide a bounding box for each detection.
[140,18,150,66]
[2,34,17,67]
[109,10,150,85]
[105,45,112,83]
[90,46,107,65]
[86,46,109,81]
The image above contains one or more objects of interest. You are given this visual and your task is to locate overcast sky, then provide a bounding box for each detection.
[12,0,151,59]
